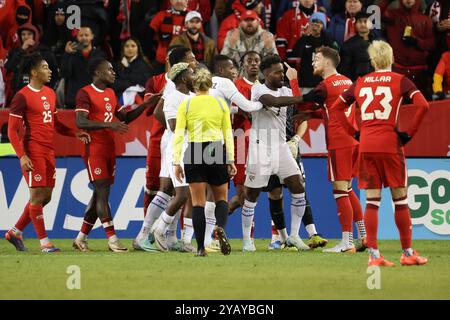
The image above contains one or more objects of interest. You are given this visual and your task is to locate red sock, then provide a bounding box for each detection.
[81,215,97,235]
[334,190,353,232]
[394,196,412,250]
[29,204,47,240]
[14,202,31,232]
[348,189,363,222]
[271,222,278,236]
[364,197,381,249]
[100,218,116,238]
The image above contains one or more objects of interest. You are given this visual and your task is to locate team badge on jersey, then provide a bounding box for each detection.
[34,174,42,182]
[105,103,112,112]
[94,168,102,175]
[43,101,50,110]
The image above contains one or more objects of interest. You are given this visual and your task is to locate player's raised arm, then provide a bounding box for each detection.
[115,93,162,124]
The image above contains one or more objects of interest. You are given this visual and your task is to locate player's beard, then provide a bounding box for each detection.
[187,28,199,36]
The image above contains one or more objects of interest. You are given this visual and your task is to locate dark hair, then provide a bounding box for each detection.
[210,54,234,73]
[240,50,261,64]
[119,37,150,68]
[88,58,109,77]
[259,54,282,72]
[19,53,45,77]
[169,47,192,67]
[316,46,340,67]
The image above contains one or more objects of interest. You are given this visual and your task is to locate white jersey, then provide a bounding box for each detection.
[210,76,263,113]
[161,77,176,100]
[250,83,292,146]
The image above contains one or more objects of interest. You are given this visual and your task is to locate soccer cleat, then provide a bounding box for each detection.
[368,255,395,267]
[132,238,144,251]
[195,248,207,257]
[180,242,196,253]
[108,238,129,253]
[5,230,26,251]
[138,234,158,252]
[354,237,368,252]
[286,235,311,251]
[268,240,282,250]
[400,250,428,266]
[152,231,168,252]
[205,244,220,253]
[243,239,256,252]
[168,240,182,251]
[41,243,61,253]
[215,226,231,255]
[73,238,91,252]
[322,241,356,253]
[307,234,328,249]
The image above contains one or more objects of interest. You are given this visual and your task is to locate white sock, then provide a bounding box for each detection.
[369,248,380,259]
[109,234,118,242]
[167,209,181,243]
[76,232,88,241]
[182,217,194,244]
[139,191,171,238]
[290,193,306,237]
[11,227,23,236]
[342,231,353,247]
[204,201,216,247]
[355,220,366,239]
[155,211,175,234]
[403,248,414,256]
[40,237,50,246]
[305,224,317,238]
[278,228,289,242]
[242,199,256,241]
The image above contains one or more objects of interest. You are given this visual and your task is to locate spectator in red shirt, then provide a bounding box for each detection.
[380,0,435,100]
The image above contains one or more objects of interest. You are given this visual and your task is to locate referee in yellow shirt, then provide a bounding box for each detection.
[173,68,237,257]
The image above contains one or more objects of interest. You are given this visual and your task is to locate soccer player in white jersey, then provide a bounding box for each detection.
[242,54,308,251]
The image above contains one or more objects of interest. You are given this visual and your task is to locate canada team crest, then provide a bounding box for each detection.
[105,103,112,111]
[43,101,50,110]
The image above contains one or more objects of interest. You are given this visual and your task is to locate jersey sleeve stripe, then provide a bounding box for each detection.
[339,95,347,103]
[75,108,89,113]
[409,90,420,99]
[9,113,23,119]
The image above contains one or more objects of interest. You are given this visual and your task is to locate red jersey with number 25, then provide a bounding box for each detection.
[314,74,357,150]
[340,70,420,154]
[9,85,57,153]
[75,84,123,156]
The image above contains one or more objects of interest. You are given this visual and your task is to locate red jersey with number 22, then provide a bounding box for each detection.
[340,70,420,154]
[75,84,123,156]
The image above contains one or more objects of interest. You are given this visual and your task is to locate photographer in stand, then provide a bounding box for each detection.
[60,26,104,109]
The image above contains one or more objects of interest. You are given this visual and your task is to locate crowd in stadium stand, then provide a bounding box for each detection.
[0,0,449,109]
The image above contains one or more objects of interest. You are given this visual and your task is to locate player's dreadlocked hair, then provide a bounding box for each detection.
[88,58,109,78]
[19,53,45,77]
[259,54,282,72]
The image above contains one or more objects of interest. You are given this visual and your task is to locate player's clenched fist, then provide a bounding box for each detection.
[109,121,129,134]
[20,155,34,172]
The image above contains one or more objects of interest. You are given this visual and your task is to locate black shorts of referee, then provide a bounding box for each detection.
[183,141,230,185]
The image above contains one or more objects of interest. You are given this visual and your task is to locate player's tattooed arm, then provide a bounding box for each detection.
[116,93,162,124]
[76,111,129,134]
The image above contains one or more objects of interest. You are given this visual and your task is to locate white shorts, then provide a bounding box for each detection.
[159,131,170,178]
[168,141,189,188]
[245,139,301,188]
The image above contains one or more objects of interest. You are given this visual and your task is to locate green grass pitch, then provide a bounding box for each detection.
[1,239,449,300]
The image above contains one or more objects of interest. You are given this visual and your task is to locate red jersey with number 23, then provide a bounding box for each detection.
[339,70,420,154]
[75,84,123,156]
[9,85,57,153]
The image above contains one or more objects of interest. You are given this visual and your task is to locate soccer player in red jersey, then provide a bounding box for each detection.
[5,53,90,252]
[293,46,367,253]
[331,40,429,266]
[73,58,161,252]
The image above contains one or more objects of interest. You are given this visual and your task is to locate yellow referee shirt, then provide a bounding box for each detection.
[173,95,234,165]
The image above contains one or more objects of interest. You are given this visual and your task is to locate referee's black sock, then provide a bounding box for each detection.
[302,198,314,226]
[192,206,206,251]
[269,198,286,230]
[215,200,229,228]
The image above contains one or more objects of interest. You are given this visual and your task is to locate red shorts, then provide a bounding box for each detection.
[358,152,407,189]
[23,152,56,188]
[233,134,249,187]
[328,145,359,182]
[83,154,116,184]
[145,139,161,191]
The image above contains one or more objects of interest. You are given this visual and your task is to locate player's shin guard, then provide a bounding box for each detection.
[193,206,206,251]
[290,193,306,236]
[29,204,48,242]
[348,188,366,238]
[394,196,412,250]
[242,200,256,241]
[215,200,229,228]
[14,202,31,234]
[364,198,380,249]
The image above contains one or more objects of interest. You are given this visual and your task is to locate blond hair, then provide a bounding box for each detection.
[192,68,212,92]
[368,40,394,70]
